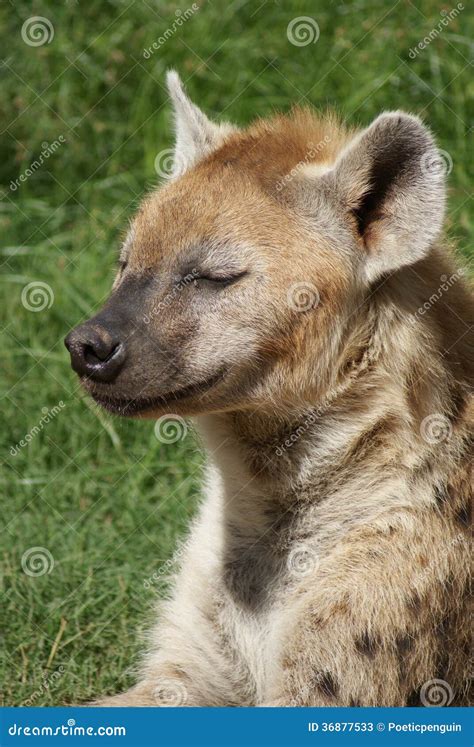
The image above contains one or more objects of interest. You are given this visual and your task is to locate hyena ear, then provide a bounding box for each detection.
[328,112,446,282]
[166,70,237,177]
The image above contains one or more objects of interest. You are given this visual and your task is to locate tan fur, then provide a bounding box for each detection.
[69,75,473,707]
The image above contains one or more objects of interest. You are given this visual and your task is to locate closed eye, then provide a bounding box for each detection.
[195,270,247,287]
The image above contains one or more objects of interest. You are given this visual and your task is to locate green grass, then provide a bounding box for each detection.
[0,0,472,705]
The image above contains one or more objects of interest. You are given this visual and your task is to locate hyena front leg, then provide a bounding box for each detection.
[91,549,240,707]
[91,603,235,707]
[266,517,470,707]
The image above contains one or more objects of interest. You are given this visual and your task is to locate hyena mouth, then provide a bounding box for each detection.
[89,368,228,416]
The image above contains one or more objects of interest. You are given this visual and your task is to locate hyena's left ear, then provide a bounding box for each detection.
[327,112,446,282]
[166,71,237,177]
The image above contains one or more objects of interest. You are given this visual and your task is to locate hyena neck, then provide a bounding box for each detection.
[194,256,471,610]
[197,256,469,503]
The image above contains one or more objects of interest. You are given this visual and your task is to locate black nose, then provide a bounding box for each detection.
[64,323,126,383]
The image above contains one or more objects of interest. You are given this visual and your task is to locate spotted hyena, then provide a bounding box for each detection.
[65,72,473,707]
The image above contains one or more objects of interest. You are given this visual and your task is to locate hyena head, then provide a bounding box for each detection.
[65,71,446,418]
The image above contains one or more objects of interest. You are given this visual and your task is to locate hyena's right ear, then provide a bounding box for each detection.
[323,112,446,282]
[166,71,237,178]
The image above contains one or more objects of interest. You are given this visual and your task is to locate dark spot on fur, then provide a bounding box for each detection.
[355,630,380,658]
[314,671,339,699]
[396,634,414,658]
[349,697,362,707]
[407,592,422,615]
[406,689,420,706]
[330,597,350,616]
[455,502,471,529]
[434,484,448,508]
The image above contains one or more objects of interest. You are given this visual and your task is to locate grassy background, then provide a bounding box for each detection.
[0,0,472,705]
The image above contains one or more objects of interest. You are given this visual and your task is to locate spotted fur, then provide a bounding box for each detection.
[75,73,473,707]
